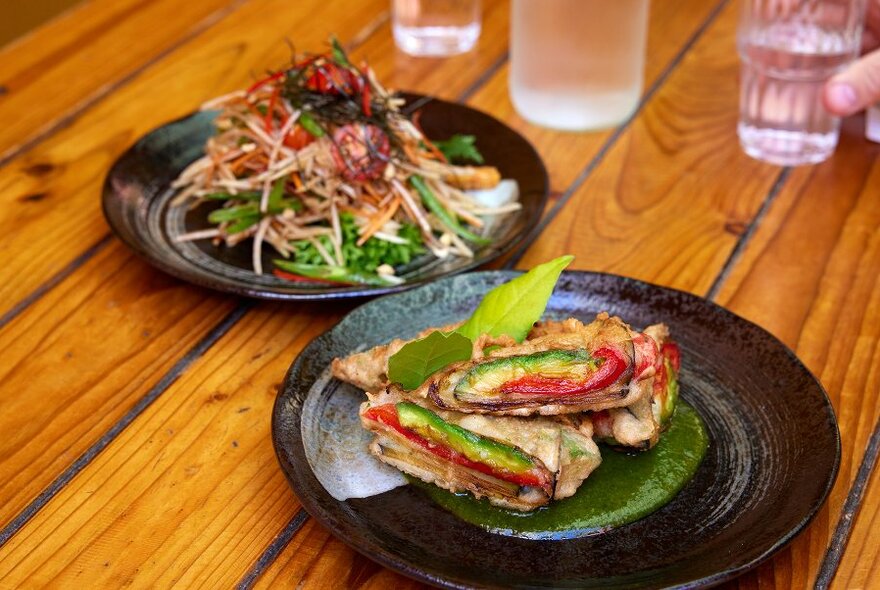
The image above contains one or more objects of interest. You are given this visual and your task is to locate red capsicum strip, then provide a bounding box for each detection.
[272,269,342,285]
[654,342,681,394]
[246,70,286,94]
[500,347,628,396]
[631,333,658,379]
[364,405,545,488]
[661,342,681,372]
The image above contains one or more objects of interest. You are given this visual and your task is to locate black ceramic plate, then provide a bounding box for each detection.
[101,94,547,300]
[272,270,840,588]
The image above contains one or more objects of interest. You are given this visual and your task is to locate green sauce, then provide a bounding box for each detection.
[412,401,708,539]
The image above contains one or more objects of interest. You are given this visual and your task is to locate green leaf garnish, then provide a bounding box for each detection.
[387,331,473,390]
[455,255,574,344]
[386,255,574,390]
[330,36,351,66]
[433,134,484,164]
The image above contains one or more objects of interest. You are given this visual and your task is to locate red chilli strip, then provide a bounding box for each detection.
[501,347,628,396]
[247,70,285,94]
[264,87,280,132]
[272,269,344,285]
[661,342,681,372]
[631,333,658,380]
[363,405,546,488]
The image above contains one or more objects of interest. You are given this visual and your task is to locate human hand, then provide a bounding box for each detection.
[823,0,880,115]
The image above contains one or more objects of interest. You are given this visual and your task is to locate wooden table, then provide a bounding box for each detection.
[0,0,877,587]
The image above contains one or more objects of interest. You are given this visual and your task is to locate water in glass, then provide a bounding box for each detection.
[738,22,860,165]
[392,0,481,57]
[509,0,650,131]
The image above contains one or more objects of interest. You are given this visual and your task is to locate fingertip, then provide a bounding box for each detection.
[823,82,859,116]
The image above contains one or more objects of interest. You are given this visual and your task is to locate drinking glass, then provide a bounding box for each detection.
[392,0,481,57]
[738,0,866,165]
[509,0,650,131]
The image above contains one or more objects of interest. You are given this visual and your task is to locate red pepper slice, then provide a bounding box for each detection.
[264,86,280,132]
[272,269,341,285]
[246,70,285,94]
[361,75,372,117]
[661,342,681,372]
[283,125,316,150]
[632,333,658,380]
[653,342,680,394]
[500,347,628,396]
[363,405,545,488]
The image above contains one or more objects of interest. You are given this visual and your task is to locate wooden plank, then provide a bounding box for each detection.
[0,2,513,585]
[467,0,723,194]
[832,459,880,589]
[0,242,236,529]
[515,0,780,298]
[0,0,239,161]
[354,0,509,101]
[0,0,517,321]
[254,2,773,588]
[0,303,332,588]
[0,0,390,319]
[0,0,395,531]
[709,118,880,588]
[252,518,425,590]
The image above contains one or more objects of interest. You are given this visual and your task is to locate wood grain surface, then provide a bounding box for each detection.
[1,0,878,587]
[833,459,880,589]
[0,0,389,319]
[0,3,520,585]
[0,0,239,161]
[0,0,390,534]
[516,0,780,296]
[712,118,880,589]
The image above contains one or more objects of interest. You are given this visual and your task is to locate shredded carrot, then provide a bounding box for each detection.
[357,197,400,246]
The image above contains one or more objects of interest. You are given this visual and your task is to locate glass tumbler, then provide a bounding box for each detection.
[509,0,650,131]
[392,0,481,57]
[738,0,866,165]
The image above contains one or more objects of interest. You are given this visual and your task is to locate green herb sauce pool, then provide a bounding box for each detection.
[412,401,708,539]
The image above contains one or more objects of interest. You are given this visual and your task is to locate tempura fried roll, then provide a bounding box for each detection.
[590,324,681,450]
[416,314,658,416]
[360,391,601,511]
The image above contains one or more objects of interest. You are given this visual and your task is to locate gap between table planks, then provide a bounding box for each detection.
[0,0,384,321]
[251,4,876,588]
[0,0,515,324]
[0,0,244,165]
[0,0,728,584]
[710,118,880,589]
[0,0,511,578]
[0,0,403,534]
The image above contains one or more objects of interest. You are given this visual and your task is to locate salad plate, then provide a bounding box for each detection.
[272,270,839,588]
[102,93,548,300]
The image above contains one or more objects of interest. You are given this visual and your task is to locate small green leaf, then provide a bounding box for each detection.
[330,36,351,66]
[387,331,473,390]
[226,214,260,234]
[299,112,325,137]
[433,134,484,164]
[455,255,574,343]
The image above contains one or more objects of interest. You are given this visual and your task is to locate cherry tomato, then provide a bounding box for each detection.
[283,125,316,150]
[304,62,359,95]
[330,123,390,181]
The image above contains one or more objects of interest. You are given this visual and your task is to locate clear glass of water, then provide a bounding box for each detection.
[738,0,866,165]
[392,0,481,57]
[509,0,650,131]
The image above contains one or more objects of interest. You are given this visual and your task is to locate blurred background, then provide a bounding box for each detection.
[1,0,82,48]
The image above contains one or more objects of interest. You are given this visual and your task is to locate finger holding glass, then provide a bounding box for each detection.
[738,0,866,166]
